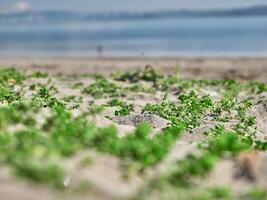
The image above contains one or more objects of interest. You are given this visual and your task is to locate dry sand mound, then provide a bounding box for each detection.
[112,113,170,129]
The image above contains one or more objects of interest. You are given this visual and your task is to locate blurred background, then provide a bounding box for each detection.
[0,0,267,57]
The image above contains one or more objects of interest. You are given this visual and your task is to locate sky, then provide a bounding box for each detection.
[1,0,267,12]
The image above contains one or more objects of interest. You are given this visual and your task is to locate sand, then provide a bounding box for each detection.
[0,56,267,81]
[0,56,267,200]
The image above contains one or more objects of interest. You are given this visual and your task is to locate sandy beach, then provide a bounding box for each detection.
[0,57,267,200]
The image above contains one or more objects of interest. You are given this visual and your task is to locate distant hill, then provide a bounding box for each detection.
[1,5,267,22]
[186,5,267,17]
[83,5,267,19]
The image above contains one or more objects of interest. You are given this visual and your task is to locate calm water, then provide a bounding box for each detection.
[0,15,267,56]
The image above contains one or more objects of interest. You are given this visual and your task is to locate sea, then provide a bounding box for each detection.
[0,12,267,57]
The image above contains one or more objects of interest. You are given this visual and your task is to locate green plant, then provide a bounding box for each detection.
[244,188,267,200]
[0,68,26,85]
[144,91,213,128]
[83,77,124,98]
[31,86,65,108]
[106,98,134,116]
[30,71,48,78]
[113,65,163,84]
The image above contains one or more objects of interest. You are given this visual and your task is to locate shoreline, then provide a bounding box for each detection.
[1,55,267,59]
[0,56,267,82]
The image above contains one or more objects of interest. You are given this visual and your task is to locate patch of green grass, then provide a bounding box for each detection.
[106,98,134,116]
[0,102,35,129]
[113,65,163,84]
[206,130,251,157]
[161,126,251,189]
[88,122,185,169]
[87,104,105,116]
[254,140,267,151]
[0,68,26,85]
[0,127,66,188]
[62,95,83,109]
[83,77,124,98]
[0,85,16,103]
[14,159,66,188]
[131,184,235,200]
[249,81,267,94]
[0,68,26,103]
[144,91,213,128]
[31,86,65,108]
[83,76,154,99]
[244,188,267,200]
[29,71,48,78]
[72,82,84,89]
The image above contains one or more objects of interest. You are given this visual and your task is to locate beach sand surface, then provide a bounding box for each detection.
[0,57,267,200]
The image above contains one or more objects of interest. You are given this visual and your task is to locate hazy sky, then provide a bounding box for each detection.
[2,0,267,12]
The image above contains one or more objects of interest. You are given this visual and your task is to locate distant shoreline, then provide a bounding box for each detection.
[1,52,267,58]
[2,5,267,20]
[1,55,267,59]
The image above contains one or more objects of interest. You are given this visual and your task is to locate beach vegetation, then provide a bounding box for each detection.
[0,66,266,197]
[106,98,134,116]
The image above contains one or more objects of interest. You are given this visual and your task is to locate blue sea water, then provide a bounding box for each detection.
[0,14,267,56]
